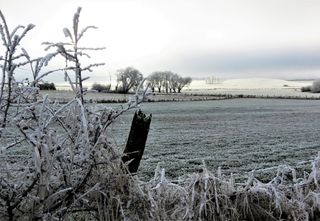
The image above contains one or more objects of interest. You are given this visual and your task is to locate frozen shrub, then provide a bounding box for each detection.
[91,83,111,92]
[301,85,312,92]
[0,96,151,220]
[38,82,56,90]
[0,10,35,127]
[0,10,64,127]
[0,7,151,220]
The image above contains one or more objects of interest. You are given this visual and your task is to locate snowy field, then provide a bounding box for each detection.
[108,98,320,181]
[185,78,320,98]
[188,78,311,90]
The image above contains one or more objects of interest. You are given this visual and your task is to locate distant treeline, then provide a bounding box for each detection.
[90,67,192,94]
[301,79,320,93]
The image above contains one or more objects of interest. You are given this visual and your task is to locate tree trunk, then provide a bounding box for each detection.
[122,110,152,173]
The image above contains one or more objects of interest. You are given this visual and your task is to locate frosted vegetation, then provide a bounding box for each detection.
[1,7,320,221]
[309,80,320,93]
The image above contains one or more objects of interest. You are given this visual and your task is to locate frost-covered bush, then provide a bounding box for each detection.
[0,10,36,128]
[39,82,56,90]
[0,7,150,220]
[91,83,111,93]
[0,95,152,220]
[301,85,312,92]
[0,9,65,128]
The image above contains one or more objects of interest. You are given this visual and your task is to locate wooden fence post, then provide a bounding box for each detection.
[122,110,152,173]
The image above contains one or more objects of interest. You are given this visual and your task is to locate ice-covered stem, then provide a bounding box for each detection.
[72,8,83,104]
[0,10,11,128]
[21,49,63,86]
[44,7,105,105]
[70,7,105,104]
[0,10,35,128]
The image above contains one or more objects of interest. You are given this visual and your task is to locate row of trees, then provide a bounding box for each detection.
[38,67,191,94]
[148,71,192,93]
[106,67,192,94]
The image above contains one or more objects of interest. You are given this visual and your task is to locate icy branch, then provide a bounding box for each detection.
[15,24,35,46]
[10,25,24,38]
[42,42,72,51]
[0,10,11,46]
[39,52,59,67]
[77,46,106,51]
[63,28,74,43]
[78,25,97,40]
[73,7,82,40]
[81,63,105,72]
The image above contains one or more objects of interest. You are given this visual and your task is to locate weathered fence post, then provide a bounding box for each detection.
[122,110,152,173]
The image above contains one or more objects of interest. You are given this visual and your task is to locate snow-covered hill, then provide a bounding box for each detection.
[188,78,312,90]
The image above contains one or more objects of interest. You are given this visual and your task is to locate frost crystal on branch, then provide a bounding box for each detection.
[0,10,35,128]
[44,7,105,104]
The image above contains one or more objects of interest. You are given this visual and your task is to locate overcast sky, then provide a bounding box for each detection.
[1,0,320,84]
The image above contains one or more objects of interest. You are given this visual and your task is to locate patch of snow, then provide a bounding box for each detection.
[188,78,312,90]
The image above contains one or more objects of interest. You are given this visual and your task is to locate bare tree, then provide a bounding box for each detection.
[177,76,192,93]
[116,67,143,93]
[148,71,165,93]
[162,71,173,93]
[168,73,180,93]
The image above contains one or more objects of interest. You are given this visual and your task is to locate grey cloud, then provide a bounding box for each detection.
[169,48,320,78]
